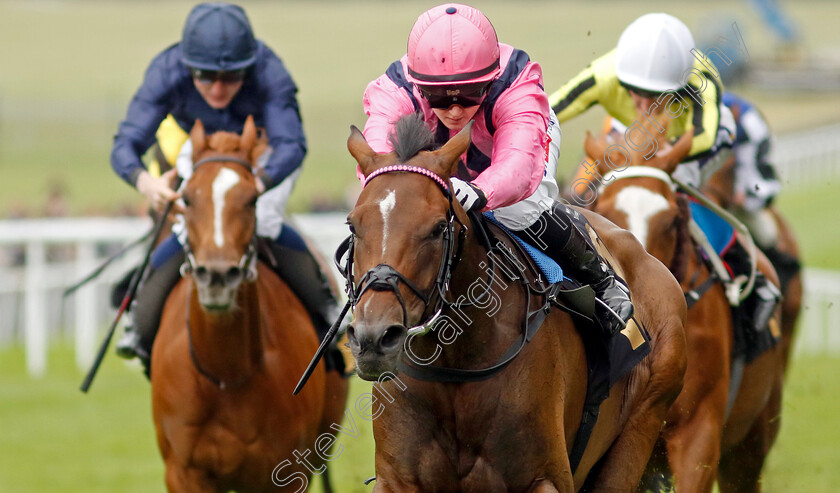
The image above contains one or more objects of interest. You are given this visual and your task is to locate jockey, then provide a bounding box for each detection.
[550,13,736,188]
[548,13,778,331]
[721,92,782,249]
[361,3,633,337]
[110,2,344,373]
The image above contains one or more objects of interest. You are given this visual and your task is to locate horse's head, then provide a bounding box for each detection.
[181,116,263,311]
[344,114,472,380]
[585,114,693,266]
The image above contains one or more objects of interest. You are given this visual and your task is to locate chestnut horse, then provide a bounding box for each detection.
[343,115,687,491]
[151,117,348,492]
[583,117,785,492]
[703,156,802,373]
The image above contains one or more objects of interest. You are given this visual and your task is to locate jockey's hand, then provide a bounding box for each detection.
[137,168,180,212]
[450,177,487,212]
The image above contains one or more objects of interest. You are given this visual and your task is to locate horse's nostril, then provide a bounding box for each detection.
[380,325,406,352]
[194,266,210,285]
[346,325,357,344]
[225,266,243,285]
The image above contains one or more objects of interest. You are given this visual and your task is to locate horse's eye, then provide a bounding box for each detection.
[429,221,448,239]
[182,194,191,207]
[248,196,258,208]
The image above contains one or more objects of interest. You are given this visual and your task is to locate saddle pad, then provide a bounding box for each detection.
[688,200,736,255]
[483,212,564,284]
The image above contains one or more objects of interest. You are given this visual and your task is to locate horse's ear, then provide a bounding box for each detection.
[191,119,207,159]
[435,121,473,178]
[241,115,257,155]
[348,125,379,177]
[664,132,694,174]
[583,130,612,175]
[583,130,607,161]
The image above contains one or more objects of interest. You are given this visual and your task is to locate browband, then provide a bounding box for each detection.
[364,164,449,191]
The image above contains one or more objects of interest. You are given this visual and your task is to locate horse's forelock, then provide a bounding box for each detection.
[388,113,437,163]
[206,132,243,154]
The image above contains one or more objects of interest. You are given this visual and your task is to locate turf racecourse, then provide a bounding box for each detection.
[1,0,839,491]
[0,345,837,492]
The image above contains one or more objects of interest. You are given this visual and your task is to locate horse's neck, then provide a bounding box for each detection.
[188,282,263,382]
[414,229,527,369]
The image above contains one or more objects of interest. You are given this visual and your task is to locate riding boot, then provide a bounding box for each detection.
[522,203,634,337]
[723,240,781,333]
[115,250,185,377]
[759,244,801,295]
[268,240,346,374]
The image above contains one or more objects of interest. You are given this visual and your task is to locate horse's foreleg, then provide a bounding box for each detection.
[663,406,724,493]
[587,331,686,492]
[718,375,783,493]
[164,462,215,493]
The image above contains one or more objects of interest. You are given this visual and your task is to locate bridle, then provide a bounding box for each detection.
[337,164,561,383]
[597,165,739,308]
[180,154,261,389]
[179,155,259,284]
[335,164,469,337]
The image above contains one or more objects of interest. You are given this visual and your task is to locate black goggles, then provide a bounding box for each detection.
[190,68,247,84]
[620,82,664,100]
[417,81,492,109]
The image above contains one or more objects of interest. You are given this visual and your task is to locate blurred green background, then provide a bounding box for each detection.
[1,0,838,491]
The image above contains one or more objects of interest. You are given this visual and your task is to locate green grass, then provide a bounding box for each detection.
[1,344,839,491]
[0,1,838,490]
[775,181,840,270]
[0,344,377,492]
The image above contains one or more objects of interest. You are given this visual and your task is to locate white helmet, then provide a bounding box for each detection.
[615,13,695,93]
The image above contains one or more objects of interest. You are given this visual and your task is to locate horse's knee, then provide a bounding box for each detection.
[165,464,213,493]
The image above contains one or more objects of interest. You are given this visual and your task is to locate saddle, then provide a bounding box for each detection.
[679,196,780,364]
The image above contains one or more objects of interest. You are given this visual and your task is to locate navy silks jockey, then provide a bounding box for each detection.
[110,2,344,373]
[548,13,779,331]
[722,92,782,249]
[361,3,634,337]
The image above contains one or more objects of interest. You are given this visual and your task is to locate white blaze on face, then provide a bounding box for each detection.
[379,190,397,256]
[614,186,670,249]
[212,168,241,248]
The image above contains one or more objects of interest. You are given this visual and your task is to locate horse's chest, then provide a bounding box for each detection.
[173,387,314,484]
[386,415,552,491]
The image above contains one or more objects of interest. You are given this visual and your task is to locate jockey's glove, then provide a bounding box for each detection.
[450,177,487,213]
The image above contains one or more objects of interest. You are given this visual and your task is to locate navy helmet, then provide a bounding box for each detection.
[181,2,257,71]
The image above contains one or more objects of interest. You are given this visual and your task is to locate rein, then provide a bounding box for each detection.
[339,165,550,383]
[598,166,722,306]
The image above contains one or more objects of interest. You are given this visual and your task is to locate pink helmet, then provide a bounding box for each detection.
[406,3,500,86]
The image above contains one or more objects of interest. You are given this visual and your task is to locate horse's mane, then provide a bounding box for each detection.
[671,194,692,283]
[207,132,244,153]
[388,113,437,162]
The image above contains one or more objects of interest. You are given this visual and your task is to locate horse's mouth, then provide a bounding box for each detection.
[352,351,401,381]
[201,303,233,312]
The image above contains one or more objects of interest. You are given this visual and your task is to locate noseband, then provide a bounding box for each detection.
[598,166,677,192]
[336,165,467,336]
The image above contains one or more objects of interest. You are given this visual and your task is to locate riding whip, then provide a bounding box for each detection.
[293,300,351,395]
[63,228,154,298]
[80,177,182,393]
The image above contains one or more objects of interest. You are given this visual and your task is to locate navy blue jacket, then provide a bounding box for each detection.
[111,41,306,190]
